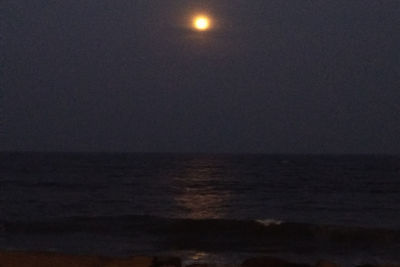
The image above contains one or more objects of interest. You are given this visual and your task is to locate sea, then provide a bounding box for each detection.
[1,152,399,266]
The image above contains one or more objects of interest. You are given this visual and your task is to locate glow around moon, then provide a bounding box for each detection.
[193,16,211,31]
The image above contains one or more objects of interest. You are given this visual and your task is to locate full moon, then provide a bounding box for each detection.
[193,16,210,31]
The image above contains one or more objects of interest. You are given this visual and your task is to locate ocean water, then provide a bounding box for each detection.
[1,153,399,266]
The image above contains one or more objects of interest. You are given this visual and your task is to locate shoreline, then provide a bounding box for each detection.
[0,250,399,267]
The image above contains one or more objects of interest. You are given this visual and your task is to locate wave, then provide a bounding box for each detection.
[2,215,399,246]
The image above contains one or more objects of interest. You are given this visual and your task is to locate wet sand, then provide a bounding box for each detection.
[0,251,154,267]
[0,251,399,267]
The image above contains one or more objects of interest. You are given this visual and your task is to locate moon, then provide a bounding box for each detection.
[193,16,211,31]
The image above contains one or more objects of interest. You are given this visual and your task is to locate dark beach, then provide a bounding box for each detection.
[1,251,399,267]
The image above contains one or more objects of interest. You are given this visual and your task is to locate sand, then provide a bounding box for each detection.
[1,251,399,267]
[0,251,154,267]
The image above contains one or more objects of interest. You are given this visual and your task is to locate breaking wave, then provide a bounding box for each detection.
[2,215,399,248]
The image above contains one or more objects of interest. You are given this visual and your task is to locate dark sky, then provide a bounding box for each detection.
[2,0,400,153]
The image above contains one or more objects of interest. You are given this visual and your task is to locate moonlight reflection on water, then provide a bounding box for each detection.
[173,159,231,219]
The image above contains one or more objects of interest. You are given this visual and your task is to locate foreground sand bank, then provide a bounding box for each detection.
[0,251,154,267]
[0,251,399,267]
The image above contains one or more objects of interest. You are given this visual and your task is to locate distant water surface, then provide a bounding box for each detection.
[1,153,399,266]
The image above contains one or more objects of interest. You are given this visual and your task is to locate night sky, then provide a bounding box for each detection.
[2,0,399,153]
